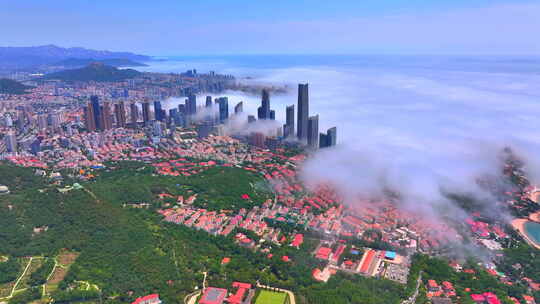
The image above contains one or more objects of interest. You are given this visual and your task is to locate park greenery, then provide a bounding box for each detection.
[0,258,20,284]
[29,258,55,286]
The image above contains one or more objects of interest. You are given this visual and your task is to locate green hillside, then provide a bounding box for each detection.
[0,79,32,95]
[0,163,404,304]
[53,58,147,68]
[44,63,141,82]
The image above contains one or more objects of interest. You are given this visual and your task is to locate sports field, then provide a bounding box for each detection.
[255,290,287,304]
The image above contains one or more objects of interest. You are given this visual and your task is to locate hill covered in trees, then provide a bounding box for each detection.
[53,58,148,68]
[0,79,32,95]
[0,44,149,69]
[43,63,141,82]
[0,162,406,304]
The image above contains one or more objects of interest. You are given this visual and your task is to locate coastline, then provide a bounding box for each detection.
[529,211,540,223]
[511,218,540,250]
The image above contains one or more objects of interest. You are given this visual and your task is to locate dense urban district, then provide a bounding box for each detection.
[0,58,540,304]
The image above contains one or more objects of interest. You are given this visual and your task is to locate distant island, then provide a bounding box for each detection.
[43,62,141,82]
[0,78,32,95]
[0,44,150,69]
[52,58,148,68]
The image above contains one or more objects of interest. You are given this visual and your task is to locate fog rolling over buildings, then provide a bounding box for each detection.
[153,56,540,221]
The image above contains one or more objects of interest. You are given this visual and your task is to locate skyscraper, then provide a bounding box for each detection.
[154,101,164,121]
[187,94,197,115]
[206,96,212,107]
[84,103,96,132]
[142,102,150,124]
[326,127,337,147]
[102,101,113,130]
[5,132,17,153]
[130,103,139,125]
[152,120,163,137]
[178,104,186,114]
[235,102,243,114]
[257,89,271,120]
[284,105,295,138]
[218,97,229,123]
[115,102,126,128]
[247,115,256,123]
[307,115,319,149]
[297,84,309,141]
[169,108,185,127]
[90,95,102,130]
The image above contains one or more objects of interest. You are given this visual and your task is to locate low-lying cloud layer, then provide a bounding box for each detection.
[164,57,540,221]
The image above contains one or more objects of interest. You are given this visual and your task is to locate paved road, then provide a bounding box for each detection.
[184,272,207,304]
[402,272,422,304]
[184,291,201,304]
[1,257,33,300]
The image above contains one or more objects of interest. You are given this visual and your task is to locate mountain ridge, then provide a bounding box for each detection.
[0,44,150,69]
[52,58,148,68]
[43,62,142,82]
[0,78,32,95]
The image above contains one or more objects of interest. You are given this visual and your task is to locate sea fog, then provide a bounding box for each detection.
[140,55,540,221]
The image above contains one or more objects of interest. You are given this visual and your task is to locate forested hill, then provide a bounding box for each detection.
[0,78,32,95]
[43,63,141,82]
[0,44,150,68]
[53,58,148,68]
[0,163,405,304]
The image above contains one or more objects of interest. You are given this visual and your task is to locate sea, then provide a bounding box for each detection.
[525,221,540,246]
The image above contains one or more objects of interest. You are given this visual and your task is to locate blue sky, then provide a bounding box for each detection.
[2,0,539,55]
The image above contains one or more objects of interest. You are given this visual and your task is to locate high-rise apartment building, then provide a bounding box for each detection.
[297,84,309,141]
[115,102,126,128]
[142,102,151,124]
[130,103,139,125]
[307,115,319,149]
[283,105,295,138]
[235,102,243,114]
[218,97,229,123]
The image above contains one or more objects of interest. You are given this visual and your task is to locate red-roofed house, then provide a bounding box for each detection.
[316,247,332,260]
[471,292,502,304]
[471,294,486,303]
[132,294,161,304]
[442,281,456,297]
[508,297,520,304]
[227,282,252,304]
[291,233,304,248]
[428,280,440,292]
[523,295,536,304]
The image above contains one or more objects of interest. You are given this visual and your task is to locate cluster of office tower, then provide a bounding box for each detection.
[247,84,336,149]
[286,84,337,149]
[84,83,336,149]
